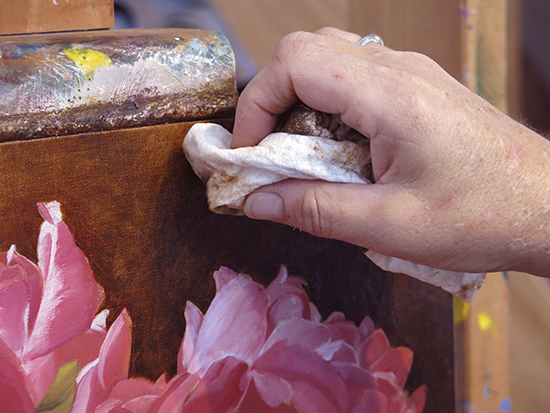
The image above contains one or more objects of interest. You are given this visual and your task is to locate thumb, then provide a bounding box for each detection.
[242,179,411,251]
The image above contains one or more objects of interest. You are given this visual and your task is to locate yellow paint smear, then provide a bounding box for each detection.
[64,48,112,78]
[477,312,501,340]
[454,297,470,325]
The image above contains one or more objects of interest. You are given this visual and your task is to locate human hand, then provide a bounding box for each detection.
[232,27,550,277]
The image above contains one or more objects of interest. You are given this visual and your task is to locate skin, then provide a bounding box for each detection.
[231,27,550,278]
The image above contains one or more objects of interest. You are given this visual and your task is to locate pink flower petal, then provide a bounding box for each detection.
[262,318,332,356]
[3,245,43,334]
[332,363,376,408]
[97,310,132,390]
[403,385,426,413]
[178,301,203,375]
[250,370,292,407]
[0,277,30,354]
[180,357,249,413]
[94,378,166,413]
[253,340,348,413]
[0,246,44,355]
[189,273,268,374]
[358,316,375,341]
[25,203,104,361]
[239,374,297,413]
[23,319,107,403]
[373,371,406,411]
[352,388,389,413]
[121,395,161,413]
[153,357,249,413]
[361,329,392,369]
[149,373,198,413]
[0,337,35,412]
[266,267,310,331]
[370,347,413,389]
[320,341,357,364]
[72,310,132,413]
[324,312,361,351]
[108,377,166,401]
[213,266,238,291]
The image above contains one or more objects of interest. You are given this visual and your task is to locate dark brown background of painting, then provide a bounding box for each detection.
[0,120,454,411]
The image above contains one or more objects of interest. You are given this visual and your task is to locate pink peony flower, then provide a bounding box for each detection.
[0,201,105,406]
[150,266,426,413]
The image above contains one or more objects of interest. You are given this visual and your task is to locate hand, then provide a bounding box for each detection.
[232,27,550,277]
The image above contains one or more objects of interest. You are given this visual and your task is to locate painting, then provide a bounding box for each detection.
[0,29,454,412]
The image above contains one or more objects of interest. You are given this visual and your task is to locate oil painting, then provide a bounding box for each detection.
[0,28,453,412]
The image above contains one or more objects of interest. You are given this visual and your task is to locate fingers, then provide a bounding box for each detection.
[242,179,417,258]
[231,29,390,148]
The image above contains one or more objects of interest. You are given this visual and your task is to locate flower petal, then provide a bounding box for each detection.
[213,266,238,291]
[180,357,249,413]
[72,310,132,413]
[97,310,132,390]
[0,277,30,354]
[239,374,297,413]
[361,329,391,369]
[352,388,389,413]
[149,373,198,413]
[0,337,35,412]
[324,312,361,351]
[23,316,107,403]
[370,347,413,389]
[253,341,348,413]
[94,378,166,413]
[403,385,426,413]
[189,273,268,374]
[262,318,332,357]
[250,370,292,408]
[25,202,104,361]
[3,245,43,334]
[266,267,310,331]
[178,301,203,375]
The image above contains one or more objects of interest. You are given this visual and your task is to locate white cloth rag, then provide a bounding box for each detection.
[183,123,485,302]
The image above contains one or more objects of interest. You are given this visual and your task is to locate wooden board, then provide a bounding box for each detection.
[0,120,454,410]
[455,1,510,411]
[0,0,113,36]
[509,272,550,412]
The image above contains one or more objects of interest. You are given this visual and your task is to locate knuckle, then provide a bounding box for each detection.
[401,50,441,73]
[315,26,339,36]
[294,186,333,238]
[273,31,312,65]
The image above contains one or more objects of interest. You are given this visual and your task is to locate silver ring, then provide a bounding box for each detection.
[358,34,384,46]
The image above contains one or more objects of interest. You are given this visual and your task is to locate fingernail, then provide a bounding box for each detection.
[244,193,285,221]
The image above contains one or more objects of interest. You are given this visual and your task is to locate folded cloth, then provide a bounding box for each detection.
[183,122,485,302]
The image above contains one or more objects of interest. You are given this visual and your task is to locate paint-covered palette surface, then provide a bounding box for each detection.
[0,28,237,142]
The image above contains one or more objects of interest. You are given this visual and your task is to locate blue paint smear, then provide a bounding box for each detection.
[498,397,511,412]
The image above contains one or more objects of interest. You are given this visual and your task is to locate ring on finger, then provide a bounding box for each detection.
[358,34,384,46]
